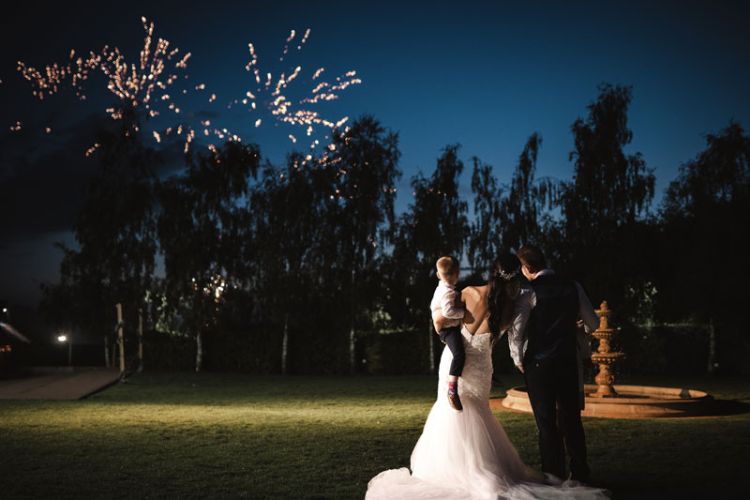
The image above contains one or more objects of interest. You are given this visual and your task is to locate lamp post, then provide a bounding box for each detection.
[57,333,72,366]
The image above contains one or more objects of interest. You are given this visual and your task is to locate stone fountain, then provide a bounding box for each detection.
[496,301,714,418]
[589,301,624,398]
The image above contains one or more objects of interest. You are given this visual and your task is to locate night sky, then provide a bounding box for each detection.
[1,0,749,307]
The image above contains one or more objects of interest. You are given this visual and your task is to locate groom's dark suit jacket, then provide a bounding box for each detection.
[523,273,579,364]
[523,272,591,481]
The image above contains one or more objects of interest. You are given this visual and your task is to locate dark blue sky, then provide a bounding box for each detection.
[1,0,749,306]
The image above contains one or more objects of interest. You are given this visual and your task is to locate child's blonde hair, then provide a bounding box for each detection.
[436,256,459,276]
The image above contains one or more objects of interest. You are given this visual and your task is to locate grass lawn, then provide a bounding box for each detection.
[1,372,749,499]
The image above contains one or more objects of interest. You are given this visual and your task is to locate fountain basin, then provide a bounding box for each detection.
[494,384,714,418]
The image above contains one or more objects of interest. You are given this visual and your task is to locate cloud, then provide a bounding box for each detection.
[190,109,221,120]
[0,114,103,239]
[0,112,185,241]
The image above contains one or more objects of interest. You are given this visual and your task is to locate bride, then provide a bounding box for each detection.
[365,254,609,500]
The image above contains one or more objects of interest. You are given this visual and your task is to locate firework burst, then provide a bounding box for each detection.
[14,20,361,162]
[236,28,362,154]
[15,17,241,156]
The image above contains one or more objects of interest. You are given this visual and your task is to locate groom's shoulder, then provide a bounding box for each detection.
[513,283,535,310]
[518,282,535,297]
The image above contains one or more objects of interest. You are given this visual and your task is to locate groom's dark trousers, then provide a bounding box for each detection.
[523,274,590,481]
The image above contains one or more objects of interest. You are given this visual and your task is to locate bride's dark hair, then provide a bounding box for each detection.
[487,252,521,343]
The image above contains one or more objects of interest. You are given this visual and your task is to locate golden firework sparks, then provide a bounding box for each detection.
[15,17,228,156]
[85,143,101,157]
[237,28,361,153]
[15,21,360,160]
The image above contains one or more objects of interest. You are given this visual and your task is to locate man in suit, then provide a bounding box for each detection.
[508,245,599,482]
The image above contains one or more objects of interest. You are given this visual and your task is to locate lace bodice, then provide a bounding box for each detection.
[438,327,493,402]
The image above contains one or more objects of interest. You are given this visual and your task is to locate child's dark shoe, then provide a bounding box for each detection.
[447,382,463,411]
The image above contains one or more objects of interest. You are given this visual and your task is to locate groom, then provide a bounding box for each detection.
[508,245,599,482]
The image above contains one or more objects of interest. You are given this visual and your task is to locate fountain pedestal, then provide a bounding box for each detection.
[496,300,714,418]
[590,301,625,398]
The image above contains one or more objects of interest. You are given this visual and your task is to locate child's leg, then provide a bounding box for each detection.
[439,327,465,411]
[441,328,466,380]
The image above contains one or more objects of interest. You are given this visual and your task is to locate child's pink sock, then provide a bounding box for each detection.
[448,380,458,394]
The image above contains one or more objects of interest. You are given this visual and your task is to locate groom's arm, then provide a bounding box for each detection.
[574,282,599,333]
[508,287,534,372]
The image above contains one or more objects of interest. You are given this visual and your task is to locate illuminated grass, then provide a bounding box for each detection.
[0,373,748,498]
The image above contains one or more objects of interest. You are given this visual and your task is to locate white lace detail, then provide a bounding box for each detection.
[437,328,493,403]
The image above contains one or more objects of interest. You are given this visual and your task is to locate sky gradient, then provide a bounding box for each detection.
[1,0,749,306]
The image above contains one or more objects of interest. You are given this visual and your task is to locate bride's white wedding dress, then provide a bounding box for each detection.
[366,327,609,500]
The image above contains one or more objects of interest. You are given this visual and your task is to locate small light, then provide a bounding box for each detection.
[2,307,7,313]
[57,335,68,343]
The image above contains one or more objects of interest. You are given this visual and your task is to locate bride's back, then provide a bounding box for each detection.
[461,285,490,335]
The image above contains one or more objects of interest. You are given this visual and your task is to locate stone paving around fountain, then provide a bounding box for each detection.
[496,384,714,418]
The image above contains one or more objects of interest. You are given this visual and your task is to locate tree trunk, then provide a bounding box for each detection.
[281,313,289,375]
[349,267,357,375]
[111,337,117,368]
[707,319,717,375]
[109,338,117,368]
[428,319,435,374]
[104,335,110,368]
[116,303,125,373]
[349,324,356,374]
[137,308,144,372]
[195,330,203,372]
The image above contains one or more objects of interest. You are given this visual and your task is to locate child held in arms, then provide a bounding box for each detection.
[430,256,466,411]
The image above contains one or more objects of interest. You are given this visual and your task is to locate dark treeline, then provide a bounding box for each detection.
[40,84,750,375]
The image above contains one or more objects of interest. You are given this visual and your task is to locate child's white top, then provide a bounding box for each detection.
[430,280,465,330]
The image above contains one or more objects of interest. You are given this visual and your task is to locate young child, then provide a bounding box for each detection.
[430,256,466,411]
